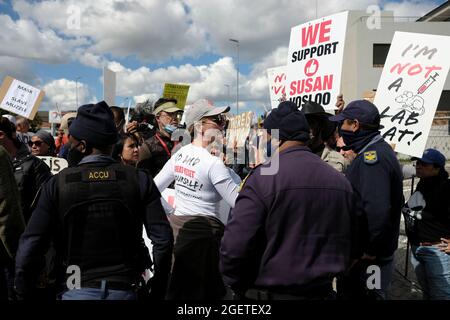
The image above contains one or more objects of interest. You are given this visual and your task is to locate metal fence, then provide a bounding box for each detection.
[426,116,450,158]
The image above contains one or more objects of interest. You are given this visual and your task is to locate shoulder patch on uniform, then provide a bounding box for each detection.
[81,169,117,182]
[364,150,378,164]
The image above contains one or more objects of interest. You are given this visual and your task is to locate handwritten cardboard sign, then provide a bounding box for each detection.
[373,31,450,158]
[0,76,44,120]
[226,112,253,148]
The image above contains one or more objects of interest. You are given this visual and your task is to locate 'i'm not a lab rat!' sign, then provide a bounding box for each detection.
[286,11,348,110]
[373,32,450,158]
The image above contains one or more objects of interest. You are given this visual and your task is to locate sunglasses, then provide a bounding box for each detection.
[205,115,226,126]
[335,145,351,152]
[28,140,43,147]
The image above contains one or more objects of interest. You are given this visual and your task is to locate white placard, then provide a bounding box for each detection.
[286,11,348,110]
[0,76,44,119]
[49,110,62,123]
[37,156,68,175]
[103,67,116,106]
[373,32,450,158]
[267,66,287,109]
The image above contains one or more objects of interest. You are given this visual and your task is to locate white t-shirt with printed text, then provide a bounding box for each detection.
[154,144,239,219]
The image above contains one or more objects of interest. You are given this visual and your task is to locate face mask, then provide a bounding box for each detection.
[338,128,357,147]
[67,142,85,167]
[339,127,378,153]
[163,124,177,134]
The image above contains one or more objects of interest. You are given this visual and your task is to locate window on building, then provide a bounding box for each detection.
[373,44,391,68]
[437,90,450,111]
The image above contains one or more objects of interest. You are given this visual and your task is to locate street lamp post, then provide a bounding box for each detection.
[229,38,239,115]
[75,76,81,109]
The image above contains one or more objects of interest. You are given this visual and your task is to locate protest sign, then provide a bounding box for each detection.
[373,31,450,158]
[37,156,68,175]
[226,112,253,148]
[103,67,116,106]
[163,83,190,109]
[267,66,287,109]
[0,76,44,120]
[286,11,348,110]
[49,110,62,123]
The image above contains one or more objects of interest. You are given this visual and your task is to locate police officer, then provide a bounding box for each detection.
[329,100,403,300]
[220,101,355,300]
[15,101,173,300]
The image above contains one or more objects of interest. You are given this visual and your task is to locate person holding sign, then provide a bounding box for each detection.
[15,117,33,149]
[138,99,182,178]
[329,100,403,300]
[402,149,450,300]
[0,117,51,223]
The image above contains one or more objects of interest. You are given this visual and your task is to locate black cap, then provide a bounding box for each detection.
[329,100,380,126]
[69,101,118,147]
[302,101,333,117]
[264,101,310,142]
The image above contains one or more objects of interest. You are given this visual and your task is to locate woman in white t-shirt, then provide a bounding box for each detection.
[154,99,239,300]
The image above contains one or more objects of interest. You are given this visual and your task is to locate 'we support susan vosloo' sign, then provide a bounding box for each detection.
[286,11,348,110]
[373,32,450,158]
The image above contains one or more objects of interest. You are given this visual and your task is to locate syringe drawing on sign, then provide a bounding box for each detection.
[417,72,439,94]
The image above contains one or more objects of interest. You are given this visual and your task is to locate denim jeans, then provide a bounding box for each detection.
[61,280,137,300]
[411,245,450,300]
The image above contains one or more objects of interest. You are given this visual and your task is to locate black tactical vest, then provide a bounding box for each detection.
[57,162,146,282]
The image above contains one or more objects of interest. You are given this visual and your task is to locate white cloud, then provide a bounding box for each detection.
[134,93,159,104]
[74,50,108,69]
[41,79,93,111]
[0,56,38,85]
[106,52,280,111]
[184,0,378,61]
[0,14,73,63]
[107,57,238,104]
[13,0,208,62]
[10,0,440,66]
[383,0,439,19]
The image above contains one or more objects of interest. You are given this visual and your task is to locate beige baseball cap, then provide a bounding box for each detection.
[60,112,77,134]
[152,101,182,115]
[184,99,229,128]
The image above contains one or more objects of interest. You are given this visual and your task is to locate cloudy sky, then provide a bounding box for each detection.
[0,0,444,115]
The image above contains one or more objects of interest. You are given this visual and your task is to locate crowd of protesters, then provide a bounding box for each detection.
[0,92,449,301]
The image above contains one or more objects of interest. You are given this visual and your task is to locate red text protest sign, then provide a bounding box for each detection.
[286,12,348,110]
